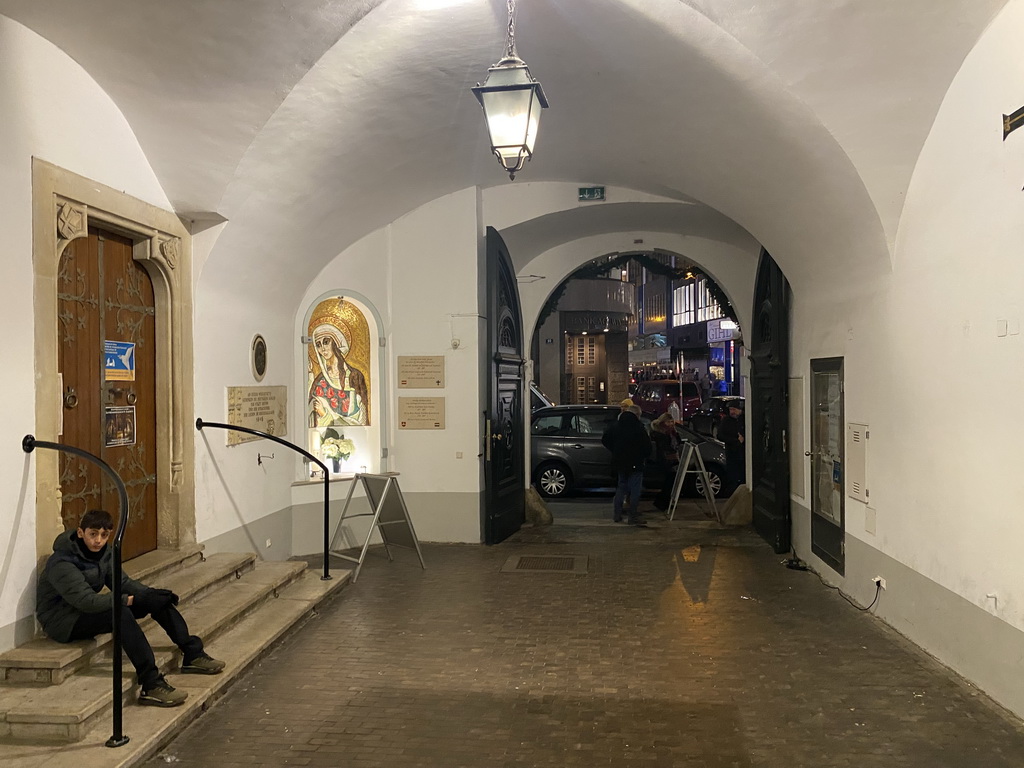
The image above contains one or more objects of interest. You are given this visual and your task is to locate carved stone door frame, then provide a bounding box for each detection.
[32,159,196,557]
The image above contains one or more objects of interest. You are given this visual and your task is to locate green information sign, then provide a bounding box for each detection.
[578,186,606,201]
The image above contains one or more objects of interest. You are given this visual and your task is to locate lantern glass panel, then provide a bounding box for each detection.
[525,89,543,153]
[481,86,534,151]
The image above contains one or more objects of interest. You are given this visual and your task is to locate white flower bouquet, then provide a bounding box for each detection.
[321,436,355,462]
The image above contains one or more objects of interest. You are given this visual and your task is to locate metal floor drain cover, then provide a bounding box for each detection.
[501,555,588,574]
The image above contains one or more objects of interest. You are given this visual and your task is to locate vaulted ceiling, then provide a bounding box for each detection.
[0,0,1008,288]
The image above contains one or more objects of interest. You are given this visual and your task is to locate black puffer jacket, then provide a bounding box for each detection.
[717,413,745,465]
[36,530,148,642]
[601,411,652,473]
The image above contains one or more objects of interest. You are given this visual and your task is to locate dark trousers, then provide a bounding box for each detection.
[725,452,746,496]
[68,603,203,689]
[654,462,678,509]
[613,470,644,522]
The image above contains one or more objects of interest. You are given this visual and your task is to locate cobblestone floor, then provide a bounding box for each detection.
[145,499,1024,768]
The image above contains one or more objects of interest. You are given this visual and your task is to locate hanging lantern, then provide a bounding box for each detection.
[472,0,549,180]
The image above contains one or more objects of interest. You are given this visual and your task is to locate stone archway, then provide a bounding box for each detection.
[32,160,196,557]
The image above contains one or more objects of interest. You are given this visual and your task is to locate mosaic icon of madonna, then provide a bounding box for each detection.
[307,297,371,429]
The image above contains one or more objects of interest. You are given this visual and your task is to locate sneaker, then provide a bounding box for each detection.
[140,679,187,707]
[181,653,226,675]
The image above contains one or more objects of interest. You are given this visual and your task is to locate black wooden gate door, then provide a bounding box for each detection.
[483,226,525,545]
[750,249,792,553]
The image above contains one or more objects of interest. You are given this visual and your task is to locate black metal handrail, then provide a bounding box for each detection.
[195,419,333,580]
[22,435,131,749]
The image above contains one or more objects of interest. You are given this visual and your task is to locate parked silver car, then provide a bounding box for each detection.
[530,405,726,499]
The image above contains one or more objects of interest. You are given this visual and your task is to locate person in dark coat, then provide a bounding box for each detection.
[601,405,652,525]
[36,509,225,707]
[650,413,680,511]
[717,401,746,493]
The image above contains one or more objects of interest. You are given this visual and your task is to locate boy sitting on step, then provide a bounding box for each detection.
[36,509,225,707]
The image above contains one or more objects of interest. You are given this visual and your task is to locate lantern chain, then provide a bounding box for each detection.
[505,0,518,60]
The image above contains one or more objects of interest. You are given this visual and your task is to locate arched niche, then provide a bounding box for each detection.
[298,291,387,476]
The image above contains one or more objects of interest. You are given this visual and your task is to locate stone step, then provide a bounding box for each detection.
[0,560,331,744]
[0,567,351,767]
[120,545,205,585]
[147,561,307,653]
[0,552,256,685]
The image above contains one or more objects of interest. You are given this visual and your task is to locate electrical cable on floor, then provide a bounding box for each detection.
[782,556,882,612]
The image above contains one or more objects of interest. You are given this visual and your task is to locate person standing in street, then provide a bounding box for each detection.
[602,405,652,526]
[699,372,711,401]
[650,413,680,512]
[717,401,745,494]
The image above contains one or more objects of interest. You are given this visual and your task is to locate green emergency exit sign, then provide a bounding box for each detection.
[578,186,605,201]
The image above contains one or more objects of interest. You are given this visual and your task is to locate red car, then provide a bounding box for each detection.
[632,379,703,422]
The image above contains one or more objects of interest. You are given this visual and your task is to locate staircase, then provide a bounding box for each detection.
[0,546,350,767]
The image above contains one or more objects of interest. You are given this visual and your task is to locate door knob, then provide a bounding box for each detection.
[63,387,78,409]
[491,432,503,441]
[804,451,812,457]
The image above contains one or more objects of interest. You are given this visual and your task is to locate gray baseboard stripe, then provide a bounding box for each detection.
[792,501,1024,719]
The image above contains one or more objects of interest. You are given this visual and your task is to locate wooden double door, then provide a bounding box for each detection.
[58,227,158,559]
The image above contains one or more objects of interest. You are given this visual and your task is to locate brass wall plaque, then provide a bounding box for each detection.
[397,355,445,388]
[397,397,445,429]
[226,386,288,445]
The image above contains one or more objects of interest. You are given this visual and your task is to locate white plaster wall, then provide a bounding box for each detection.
[788,0,1024,712]
[192,272,299,545]
[880,0,1024,625]
[291,188,485,544]
[0,15,170,645]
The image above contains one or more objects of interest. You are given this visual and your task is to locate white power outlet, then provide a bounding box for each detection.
[872,576,886,590]
[265,538,272,549]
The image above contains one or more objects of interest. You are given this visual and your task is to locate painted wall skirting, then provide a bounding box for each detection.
[792,502,1024,720]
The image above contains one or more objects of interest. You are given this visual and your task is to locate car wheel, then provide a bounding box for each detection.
[695,464,725,498]
[536,463,572,498]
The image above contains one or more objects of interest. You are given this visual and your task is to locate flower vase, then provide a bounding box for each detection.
[331,458,341,473]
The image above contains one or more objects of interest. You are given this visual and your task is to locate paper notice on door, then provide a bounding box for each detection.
[105,406,136,447]
[104,340,136,381]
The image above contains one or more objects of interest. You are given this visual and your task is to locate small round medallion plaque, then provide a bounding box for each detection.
[251,334,267,382]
